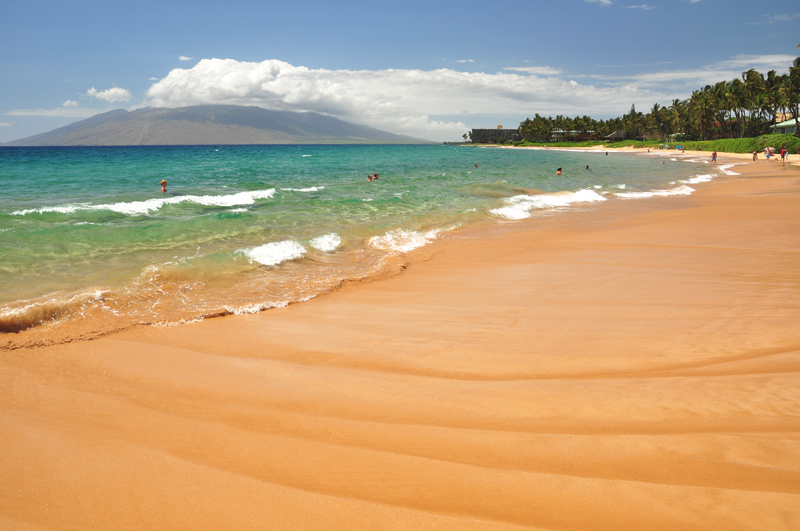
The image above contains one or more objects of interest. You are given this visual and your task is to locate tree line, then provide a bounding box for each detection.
[517,57,800,143]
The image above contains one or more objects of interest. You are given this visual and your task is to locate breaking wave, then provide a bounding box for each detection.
[369,229,440,253]
[12,188,277,216]
[491,189,606,220]
[615,184,695,199]
[239,240,307,266]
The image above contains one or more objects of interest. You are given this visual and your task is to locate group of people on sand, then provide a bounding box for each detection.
[367,173,380,181]
[753,147,789,162]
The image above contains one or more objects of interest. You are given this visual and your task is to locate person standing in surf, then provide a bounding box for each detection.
[160,180,167,192]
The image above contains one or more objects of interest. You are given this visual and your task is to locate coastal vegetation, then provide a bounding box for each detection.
[507,56,800,151]
[513,135,800,154]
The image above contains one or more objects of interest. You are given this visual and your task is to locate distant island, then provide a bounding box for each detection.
[1,105,431,146]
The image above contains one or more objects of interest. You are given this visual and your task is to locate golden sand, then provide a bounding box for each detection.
[1,155,799,530]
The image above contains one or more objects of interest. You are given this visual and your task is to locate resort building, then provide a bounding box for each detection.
[605,130,626,141]
[550,130,596,142]
[771,119,798,135]
[470,126,521,144]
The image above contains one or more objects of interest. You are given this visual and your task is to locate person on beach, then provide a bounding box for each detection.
[556,168,562,176]
[712,150,717,163]
[753,150,758,162]
[160,180,167,192]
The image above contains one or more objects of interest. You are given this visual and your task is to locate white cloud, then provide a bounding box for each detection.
[62,100,79,107]
[457,59,474,63]
[149,77,158,81]
[179,56,193,61]
[717,54,797,69]
[145,58,674,140]
[141,54,797,141]
[751,13,800,24]
[627,4,656,9]
[584,0,612,5]
[504,66,563,75]
[87,86,132,103]
[587,54,797,89]
[773,13,800,22]
[6,107,101,118]
[0,122,12,127]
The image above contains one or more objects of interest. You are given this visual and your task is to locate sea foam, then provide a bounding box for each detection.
[12,188,277,216]
[718,164,741,175]
[491,189,606,220]
[681,174,714,184]
[615,184,695,199]
[309,233,342,252]
[369,229,440,253]
[239,240,306,266]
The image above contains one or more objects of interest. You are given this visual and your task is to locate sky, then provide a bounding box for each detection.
[1,0,798,142]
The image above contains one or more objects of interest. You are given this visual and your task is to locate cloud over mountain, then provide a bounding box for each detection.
[87,87,132,103]
[145,58,673,140]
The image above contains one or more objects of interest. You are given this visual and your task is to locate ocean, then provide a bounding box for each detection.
[0,144,733,344]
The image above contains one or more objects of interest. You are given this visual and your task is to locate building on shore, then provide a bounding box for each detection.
[550,129,596,142]
[605,130,626,142]
[771,118,797,135]
[470,126,521,144]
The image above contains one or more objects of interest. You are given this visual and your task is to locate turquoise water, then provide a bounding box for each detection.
[0,144,717,337]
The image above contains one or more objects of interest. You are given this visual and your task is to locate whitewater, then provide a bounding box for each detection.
[0,144,731,342]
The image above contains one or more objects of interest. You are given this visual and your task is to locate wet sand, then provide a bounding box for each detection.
[2,156,799,530]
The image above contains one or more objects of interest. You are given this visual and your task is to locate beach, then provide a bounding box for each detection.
[1,154,799,529]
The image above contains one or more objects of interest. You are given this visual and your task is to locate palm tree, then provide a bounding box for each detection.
[710,82,732,138]
[788,65,800,136]
[690,90,715,140]
[763,70,783,130]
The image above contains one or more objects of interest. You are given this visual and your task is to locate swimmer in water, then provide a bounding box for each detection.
[585,165,589,170]
[160,179,167,192]
[367,174,374,181]
[373,173,379,180]
[475,163,478,168]
[556,168,562,176]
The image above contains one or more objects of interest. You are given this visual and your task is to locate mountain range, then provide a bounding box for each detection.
[2,105,430,146]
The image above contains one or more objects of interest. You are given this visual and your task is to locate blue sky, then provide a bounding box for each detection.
[1,0,798,142]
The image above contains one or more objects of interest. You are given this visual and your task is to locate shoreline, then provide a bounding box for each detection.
[2,158,799,529]
[493,142,800,167]
[1,146,720,350]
